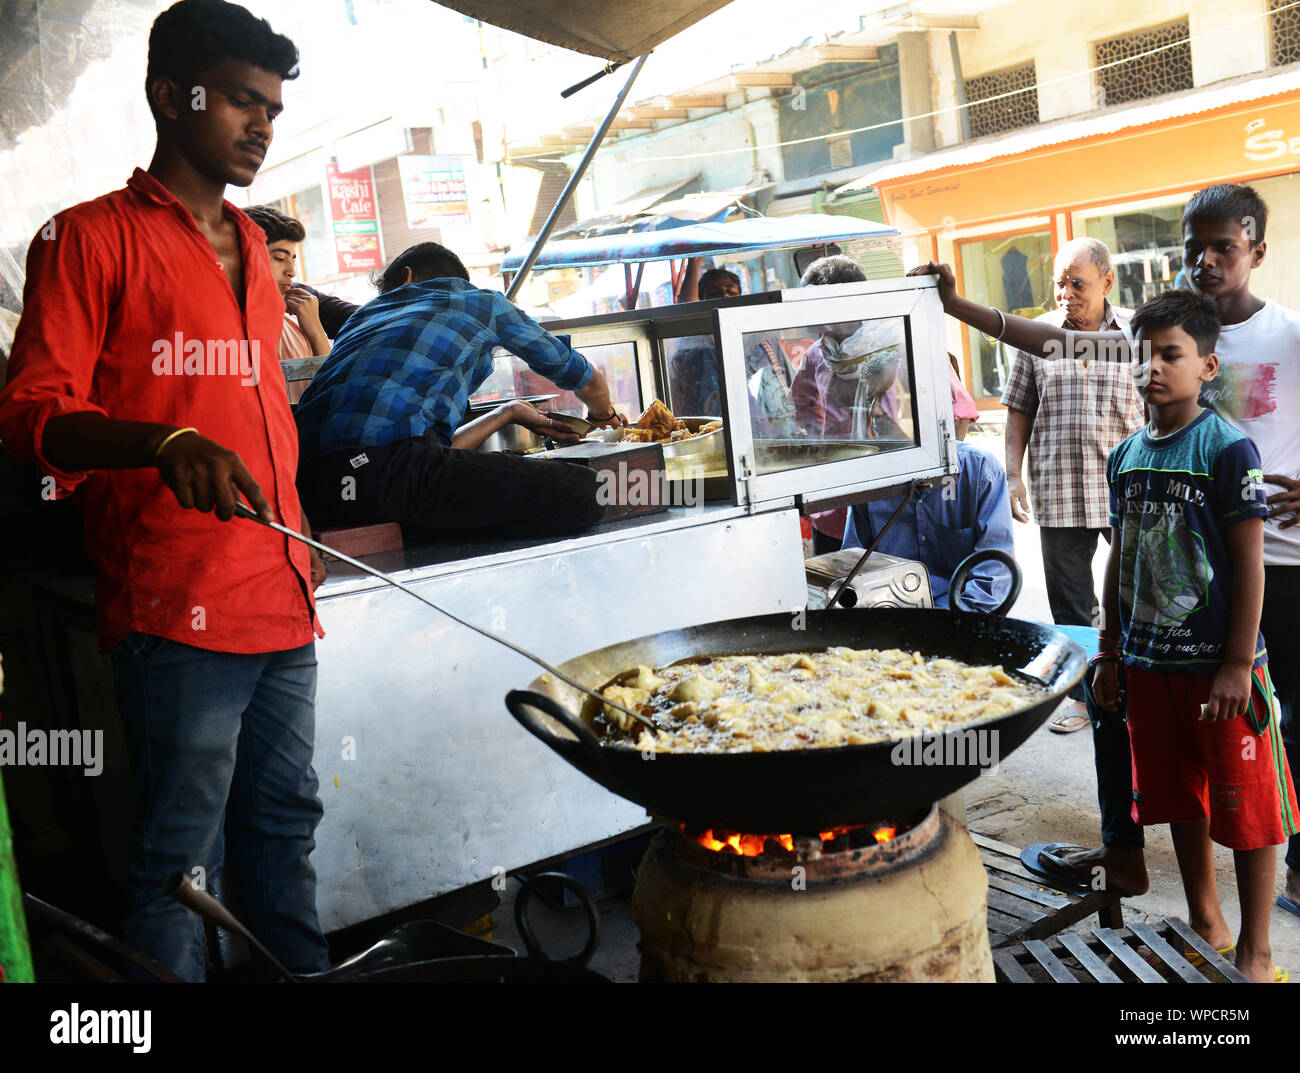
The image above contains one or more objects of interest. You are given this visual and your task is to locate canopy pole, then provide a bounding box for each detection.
[505,52,649,302]
[630,262,645,308]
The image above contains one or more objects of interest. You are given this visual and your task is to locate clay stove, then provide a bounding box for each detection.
[632,803,994,982]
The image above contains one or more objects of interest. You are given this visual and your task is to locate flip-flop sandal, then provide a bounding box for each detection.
[1038,843,1100,881]
[1048,708,1089,734]
[1278,894,1300,920]
[1035,842,1145,898]
[1182,943,1235,969]
[1276,966,1289,983]
[1019,843,1093,893]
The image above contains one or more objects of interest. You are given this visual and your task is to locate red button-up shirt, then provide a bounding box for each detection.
[0,168,321,653]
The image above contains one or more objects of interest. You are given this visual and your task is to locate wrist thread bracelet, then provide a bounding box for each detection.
[152,426,198,464]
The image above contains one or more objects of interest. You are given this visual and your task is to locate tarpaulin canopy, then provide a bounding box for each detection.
[555,181,774,239]
[500,213,896,272]
[553,174,701,238]
[433,0,735,62]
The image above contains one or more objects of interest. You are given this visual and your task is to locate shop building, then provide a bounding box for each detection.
[832,1,1300,409]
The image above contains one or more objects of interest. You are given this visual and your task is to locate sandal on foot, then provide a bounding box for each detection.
[1182,943,1234,969]
[1035,843,1143,898]
[1048,704,1090,734]
[1020,843,1093,893]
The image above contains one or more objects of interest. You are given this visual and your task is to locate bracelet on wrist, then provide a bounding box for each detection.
[152,426,198,465]
[1089,652,1124,667]
[979,308,1007,346]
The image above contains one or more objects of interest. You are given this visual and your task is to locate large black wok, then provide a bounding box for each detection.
[506,608,1084,831]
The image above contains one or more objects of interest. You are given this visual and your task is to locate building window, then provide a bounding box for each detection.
[1271,0,1300,66]
[1093,19,1193,107]
[963,62,1039,138]
[1073,201,1188,309]
[958,230,1053,401]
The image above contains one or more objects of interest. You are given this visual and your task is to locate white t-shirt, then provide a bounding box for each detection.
[1206,300,1300,566]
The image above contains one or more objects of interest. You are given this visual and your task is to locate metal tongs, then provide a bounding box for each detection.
[232,502,655,732]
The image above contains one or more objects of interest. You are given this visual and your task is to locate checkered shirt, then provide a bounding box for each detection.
[1000,303,1143,530]
[294,277,593,461]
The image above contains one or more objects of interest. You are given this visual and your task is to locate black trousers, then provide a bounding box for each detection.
[1262,565,1300,874]
[1086,665,1144,849]
[1038,525,1142,846]
[297,434,603,537]
[1041,526,1111,701]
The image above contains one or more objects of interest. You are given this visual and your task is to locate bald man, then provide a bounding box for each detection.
[1000,238,1144,728]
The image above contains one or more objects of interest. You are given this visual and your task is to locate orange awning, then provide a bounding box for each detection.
[834,70,1300,233]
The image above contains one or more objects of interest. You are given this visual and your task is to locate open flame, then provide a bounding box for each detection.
[687,822,899,857]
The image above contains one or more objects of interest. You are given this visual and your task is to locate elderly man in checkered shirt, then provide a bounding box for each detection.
[1000,238,1144,729]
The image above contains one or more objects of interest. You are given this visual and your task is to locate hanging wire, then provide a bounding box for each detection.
[517,0,1300,166]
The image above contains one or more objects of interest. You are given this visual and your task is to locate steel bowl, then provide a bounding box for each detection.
[658,416,724,461]
[473,424,547,454]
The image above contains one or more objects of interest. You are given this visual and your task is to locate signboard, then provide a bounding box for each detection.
[326,163,383,274]
[877,91,1300,233]
[398,154,473,233]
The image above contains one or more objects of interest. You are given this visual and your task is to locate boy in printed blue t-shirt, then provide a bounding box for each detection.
[1093,289,1298,983]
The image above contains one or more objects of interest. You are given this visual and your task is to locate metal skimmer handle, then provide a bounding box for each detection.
[231,503,654,732]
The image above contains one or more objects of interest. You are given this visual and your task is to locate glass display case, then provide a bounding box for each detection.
[543,275,956,512]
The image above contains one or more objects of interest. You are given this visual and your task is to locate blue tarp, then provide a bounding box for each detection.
[500,213,897,272]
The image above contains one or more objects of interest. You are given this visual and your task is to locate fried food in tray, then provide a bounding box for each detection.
[635,399,677,439]
[621,401,723,446]
[592,648,1045,753]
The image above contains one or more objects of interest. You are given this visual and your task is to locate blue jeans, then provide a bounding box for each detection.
[112,634,330,981]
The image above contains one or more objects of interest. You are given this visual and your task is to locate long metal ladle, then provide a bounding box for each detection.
[165,871,297,982]
[232,503,655,732]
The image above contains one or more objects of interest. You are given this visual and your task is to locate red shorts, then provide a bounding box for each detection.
[1125,664,1299,851]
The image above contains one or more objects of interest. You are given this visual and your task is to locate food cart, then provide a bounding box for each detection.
[304,272,957,929]
[3,0,959,939]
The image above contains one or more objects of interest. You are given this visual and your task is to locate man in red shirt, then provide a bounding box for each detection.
[0,0,329,980]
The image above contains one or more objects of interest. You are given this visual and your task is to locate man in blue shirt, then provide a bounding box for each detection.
[842,437,1017,613]
[295,242,623,535]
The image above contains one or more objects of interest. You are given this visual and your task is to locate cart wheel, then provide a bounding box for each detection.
[513,872,600,967]
[949,548,1022,617]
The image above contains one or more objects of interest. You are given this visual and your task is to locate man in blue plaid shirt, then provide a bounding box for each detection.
[295,243,624,534]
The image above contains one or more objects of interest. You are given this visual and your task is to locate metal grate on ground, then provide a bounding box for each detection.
[973,831,1123,947]
[993,917,1251,983]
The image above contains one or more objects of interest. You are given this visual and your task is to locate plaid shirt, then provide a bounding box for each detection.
[1000,302,1143,529]
[294,277,593,461]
